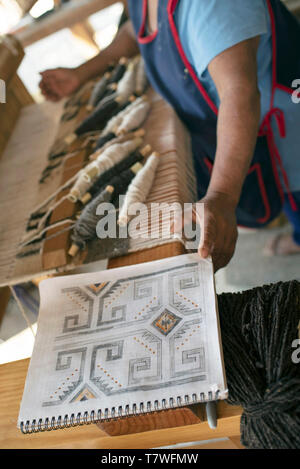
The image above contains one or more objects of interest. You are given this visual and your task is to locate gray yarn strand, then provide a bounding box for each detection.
[71,187,114,250]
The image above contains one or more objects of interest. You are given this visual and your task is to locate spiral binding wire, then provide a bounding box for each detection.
[19,389,220,434]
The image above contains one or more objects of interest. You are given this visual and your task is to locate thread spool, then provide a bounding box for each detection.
[86,71,111,111]
[90,128,146,160]
[115,96,150,136]
[94,132,116,150]
[118,151,160,226]
[75,92,136,139]
[116,59,138,103]
[68,138,143,202]
[94,125,145,154]
[83,137,143,182]
[67,172,91,203]
[83,144,150,203]
[74,94,120,137]
[81,144,150,204]
[135,57,148,96]
[97,95,138,142]
[111,162,143,207]
[68,185,114,256]
[107,57,128,85]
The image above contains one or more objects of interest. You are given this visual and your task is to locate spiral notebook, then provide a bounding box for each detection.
[18,253,227,433]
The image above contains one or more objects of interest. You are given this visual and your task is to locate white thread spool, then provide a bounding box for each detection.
[135,57,148,95]
[118,152,160,226]
[116,58,138,103]
[116,98,151,136]
[68,172,92,203]
[80,143,151,205]
[99,95,137,138]
[89,129,146,161]
[83,137,143,182]
[67,137,143,202]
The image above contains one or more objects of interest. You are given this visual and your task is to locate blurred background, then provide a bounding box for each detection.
[0,0,125,100]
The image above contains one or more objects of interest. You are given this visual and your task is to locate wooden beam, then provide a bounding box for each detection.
[70,20,100,52]
[14,0,126,47]
[0,287,11,327]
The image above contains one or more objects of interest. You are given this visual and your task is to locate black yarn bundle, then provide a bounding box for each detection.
[218,280,300,449]
[75,96,121,135]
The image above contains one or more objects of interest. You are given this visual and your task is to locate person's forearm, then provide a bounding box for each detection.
[75,20,139,84]
[206,86,261,206]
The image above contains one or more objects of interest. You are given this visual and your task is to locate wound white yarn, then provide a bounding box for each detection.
[90,133,138,160]
[135,57,148,95]
[67,172,93,203]
[116,60,138,102]
[118,152,160,226]
[100,95,149,138]
[100,99,136,136]
[83,137,143,182]
[67,137,143,201]
[116,99,151,135]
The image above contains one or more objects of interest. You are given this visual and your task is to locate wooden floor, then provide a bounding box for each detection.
[0,358,243,449]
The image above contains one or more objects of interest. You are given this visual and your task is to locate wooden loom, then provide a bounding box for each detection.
[0,36,243,446]
[0,56,197,287]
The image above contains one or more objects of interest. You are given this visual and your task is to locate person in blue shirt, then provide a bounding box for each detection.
[39,0,300,271]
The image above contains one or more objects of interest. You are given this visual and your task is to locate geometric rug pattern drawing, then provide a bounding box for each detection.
[42,262,207,406]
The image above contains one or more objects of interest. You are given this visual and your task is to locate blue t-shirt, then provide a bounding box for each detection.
[175,0,300,192]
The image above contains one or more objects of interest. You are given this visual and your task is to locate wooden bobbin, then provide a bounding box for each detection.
[133,128,145,138]
[105,185,115,194]
[129,94,136,103]
[140,144,152,157]
[115,95,124,105]
[119,57,128,66]
[80,192,93,205]
[109,83,118,91]
[64,133,77,145]
[130,161,143,175]
[68,243,80,257]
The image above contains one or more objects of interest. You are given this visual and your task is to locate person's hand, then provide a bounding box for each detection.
[172,192,238,272]
[197,192,238,271]
[39,67,82,101]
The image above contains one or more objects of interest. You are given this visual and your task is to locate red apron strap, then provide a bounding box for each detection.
[259,108,298,212]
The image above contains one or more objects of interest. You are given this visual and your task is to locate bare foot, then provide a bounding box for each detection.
[264,233,300,256]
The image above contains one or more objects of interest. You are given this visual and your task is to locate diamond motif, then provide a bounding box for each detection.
[152,309,182,336]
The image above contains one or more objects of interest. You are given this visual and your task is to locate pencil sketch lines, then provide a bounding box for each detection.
[168,265,202,316]
[42,347,87,407]
[62,287,94,333]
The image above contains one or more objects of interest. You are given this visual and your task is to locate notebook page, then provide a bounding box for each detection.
[18,253,227,430]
